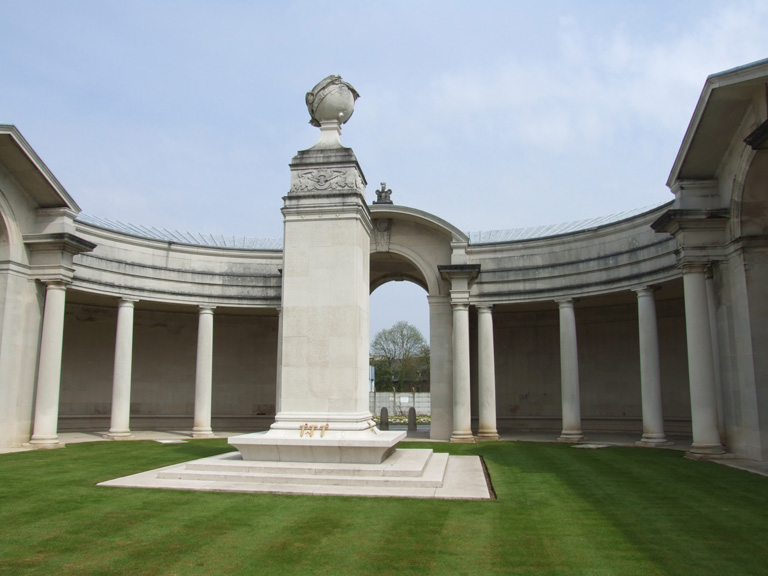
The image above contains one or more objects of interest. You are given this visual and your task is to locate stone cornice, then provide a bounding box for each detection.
[23,232,97,255]
[438,264,481,282]
[651,208,729,236]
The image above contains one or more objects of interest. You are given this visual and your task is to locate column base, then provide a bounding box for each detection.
[476,431,499,441]
[557,431,584,443]
[688,443,725,456]
[450,433,476,443]
[28,435,61,448]
[107,431,133,440]
[191,429,215,439]
[636,435,673,447]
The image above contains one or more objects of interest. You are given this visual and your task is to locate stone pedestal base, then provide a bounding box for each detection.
[99,448,492,499]
[228,429,406,464]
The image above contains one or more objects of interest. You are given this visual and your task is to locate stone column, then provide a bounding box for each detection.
[634,287,668,446]
[428,295,453,441]
[274,307,283,415]
[192,306,215,438]
[705,269,725,438]
[682,264,724,454]
[108,298,138,438]
[557,298,583,442]
[451,301,473,442]
[30,281,68,446]
[476,304,499,440]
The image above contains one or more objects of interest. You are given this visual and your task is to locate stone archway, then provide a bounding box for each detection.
[369,205,467,440]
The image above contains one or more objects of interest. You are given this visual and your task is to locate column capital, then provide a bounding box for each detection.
[439,264,480,293]
[198,305,217,314]
[556,297,574,308]
[42,280,70,290]
[117,297,139,307]
[427,294,451,305]
[633,285,660,297]
[679,260,710,275]
[475,303,494,313]
[451,301,470,312]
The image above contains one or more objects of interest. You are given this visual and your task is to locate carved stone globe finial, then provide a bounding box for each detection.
[305,75,359,148]
[306,75,359,127]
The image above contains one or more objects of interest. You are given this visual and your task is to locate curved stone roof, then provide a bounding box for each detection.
[76,201,670,250]
[75,213,284,250]
[467,203,668,245]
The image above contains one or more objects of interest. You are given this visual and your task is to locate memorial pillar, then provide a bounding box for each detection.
[30,281,68,446]
[682,264,724,454]
[108,298,138,438]
[476,304,499,440]
[192,305,215,438]
[634,287,668,446]
[557,298,583,442]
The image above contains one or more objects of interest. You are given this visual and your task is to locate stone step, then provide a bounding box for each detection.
[99,452,492,499]
[157,451,449,489]
[184,448,434,478]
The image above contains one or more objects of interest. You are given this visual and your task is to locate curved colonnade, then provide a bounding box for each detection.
[1,59,767,460]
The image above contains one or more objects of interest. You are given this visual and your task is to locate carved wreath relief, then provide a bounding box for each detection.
[373,218,393,252]
[290,168,364,194]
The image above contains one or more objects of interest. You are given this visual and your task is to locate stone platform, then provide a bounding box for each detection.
[99,448,492,499]
[228,429,406,464]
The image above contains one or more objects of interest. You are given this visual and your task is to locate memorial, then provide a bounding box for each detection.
[228,76,406,464]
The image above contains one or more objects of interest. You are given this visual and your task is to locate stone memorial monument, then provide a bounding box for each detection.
[229,76,406,464]
[100,77,489,498]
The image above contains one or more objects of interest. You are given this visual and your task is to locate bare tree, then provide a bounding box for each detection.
[370,321,429,391]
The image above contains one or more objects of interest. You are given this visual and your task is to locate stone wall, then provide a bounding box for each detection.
[58,303,278,431]
[486,295,691,434]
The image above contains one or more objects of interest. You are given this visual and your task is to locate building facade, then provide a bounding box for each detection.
[1,61,766,459]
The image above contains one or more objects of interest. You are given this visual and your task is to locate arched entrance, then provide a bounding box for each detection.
[369,205,469,440]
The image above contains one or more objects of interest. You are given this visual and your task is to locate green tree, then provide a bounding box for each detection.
[370,321,429,391]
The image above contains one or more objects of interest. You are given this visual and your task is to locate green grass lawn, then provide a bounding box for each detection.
[1,439,767,576]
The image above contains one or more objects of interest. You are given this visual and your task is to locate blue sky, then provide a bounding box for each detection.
[2,0,767,339]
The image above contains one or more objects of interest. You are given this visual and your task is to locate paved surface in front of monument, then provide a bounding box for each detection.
[98,448,491,500]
